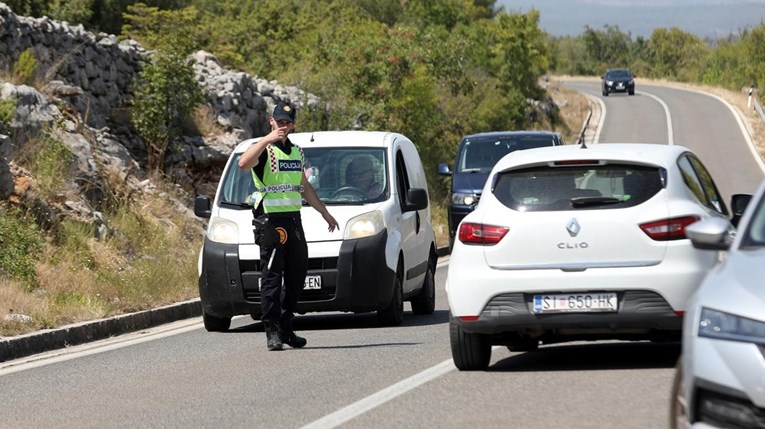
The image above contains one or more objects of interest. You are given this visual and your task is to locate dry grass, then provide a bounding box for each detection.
[0,172,202,337]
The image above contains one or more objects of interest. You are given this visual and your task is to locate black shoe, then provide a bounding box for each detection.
[264,323,283,351]
[278,329,307,348]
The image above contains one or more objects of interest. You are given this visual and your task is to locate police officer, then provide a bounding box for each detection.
[238,102,339,351]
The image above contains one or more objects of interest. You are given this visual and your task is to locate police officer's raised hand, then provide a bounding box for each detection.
[265,118,294,144]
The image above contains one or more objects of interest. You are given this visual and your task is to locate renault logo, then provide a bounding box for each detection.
[566,218,580,237]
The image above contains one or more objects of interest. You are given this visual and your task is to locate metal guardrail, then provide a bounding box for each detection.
[748,87,765,125]
[752,94,765,124]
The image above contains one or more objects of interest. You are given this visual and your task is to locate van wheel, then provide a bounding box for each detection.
[450,313,491,371]
[203,312,231,332]
[377,265,404,326]
[410,261,435,315]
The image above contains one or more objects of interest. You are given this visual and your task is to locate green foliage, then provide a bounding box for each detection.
[28,131,74,195]
[46,0,94,25]
[12,48,38,85]
[4,0,48,16]
[548,20,765,92]
[580,25,632,74]
[648,28,709,82]
[125,3,205,170]
[738,26,765,90]
[0,98,16,135]
[121,3,201,53]
[0,207,44,285]
[54,220,97,269]
[131,49,205,170]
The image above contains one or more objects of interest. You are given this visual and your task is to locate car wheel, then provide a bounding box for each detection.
[669,357,688,429]
[377,264,404,326]
[410,259,435,315]
[449,313,491,371]
[203,312,231,332]
[603,89,609,96]
[628,89,635,95]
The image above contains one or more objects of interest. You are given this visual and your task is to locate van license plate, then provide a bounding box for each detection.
[304,275,321,290]
[533,293,617,313]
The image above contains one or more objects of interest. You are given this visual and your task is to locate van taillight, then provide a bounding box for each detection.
[458,222,509,245]
[639,216,700,241]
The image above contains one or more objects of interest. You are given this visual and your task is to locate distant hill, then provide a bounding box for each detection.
[497,0,765,39]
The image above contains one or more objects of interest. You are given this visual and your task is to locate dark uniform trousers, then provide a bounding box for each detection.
[259,213,308,326]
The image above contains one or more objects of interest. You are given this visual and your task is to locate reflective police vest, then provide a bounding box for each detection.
[252,144,304,213]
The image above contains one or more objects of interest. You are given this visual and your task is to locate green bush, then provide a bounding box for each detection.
[0,98,16,134]
[29,132,74,194]
[0,207,44,285]
[12,48,38,85]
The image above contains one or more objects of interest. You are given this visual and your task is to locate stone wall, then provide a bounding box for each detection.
[0,1,321,200]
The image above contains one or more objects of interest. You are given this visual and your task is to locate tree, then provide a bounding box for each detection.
[581,25,632,73]
[45,0,94,25]
[126,4,205,171]
[648,28,708,82]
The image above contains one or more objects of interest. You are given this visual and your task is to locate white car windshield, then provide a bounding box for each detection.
[218,148,389,207]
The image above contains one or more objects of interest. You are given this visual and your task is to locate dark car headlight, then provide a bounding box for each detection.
[451,192,480,206]
[699,307,765,345]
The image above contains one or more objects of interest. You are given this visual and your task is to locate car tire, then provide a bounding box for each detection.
[203,312,231,332]
[628,89,635,95]
[602,89,609,96]
[449,313,491,371]
[377,263,404,326]
[410,259,435,315]
[669,357,688,429]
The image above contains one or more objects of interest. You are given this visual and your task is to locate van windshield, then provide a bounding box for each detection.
[456,135,559,174]
[218,148,389,208]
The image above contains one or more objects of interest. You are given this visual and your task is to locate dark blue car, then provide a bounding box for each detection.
[437,131,564,249]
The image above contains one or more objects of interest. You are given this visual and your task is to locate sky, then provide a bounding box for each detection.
[495,0,765,39]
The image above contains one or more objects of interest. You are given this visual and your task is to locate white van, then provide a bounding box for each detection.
[194,131,438,331]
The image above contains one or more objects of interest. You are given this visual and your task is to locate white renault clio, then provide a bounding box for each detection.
[194,131,437,331]
[447,143,742,371]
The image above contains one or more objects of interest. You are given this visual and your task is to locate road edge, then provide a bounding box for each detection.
[0,299,202,363]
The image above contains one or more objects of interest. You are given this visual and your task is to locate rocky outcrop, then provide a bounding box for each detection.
[0,2,321,223]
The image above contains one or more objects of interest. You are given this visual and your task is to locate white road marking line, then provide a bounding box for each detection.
[301,358,457,429]
[0,319,204,376]
[638,90,675,146]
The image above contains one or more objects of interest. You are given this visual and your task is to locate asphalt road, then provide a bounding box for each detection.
[1,80,763,428]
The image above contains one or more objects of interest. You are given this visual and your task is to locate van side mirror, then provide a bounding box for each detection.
[194,195,212,218]
[404,188,428,212]
[437,163,452,176]
[730,193,752,228]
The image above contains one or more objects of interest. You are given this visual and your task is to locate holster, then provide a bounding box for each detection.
[253,214,280,250]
